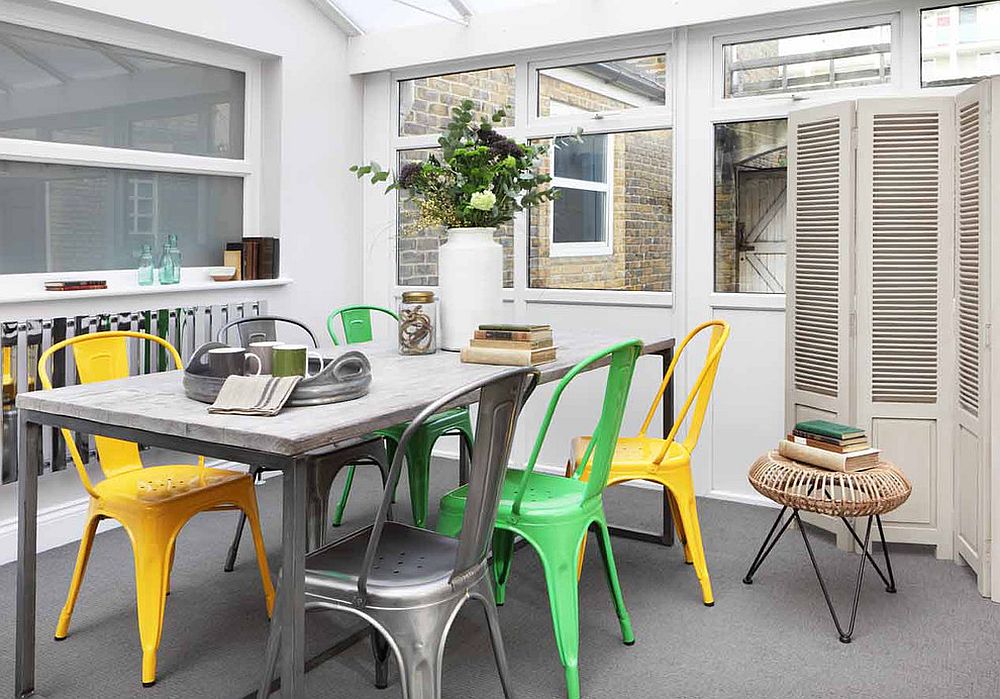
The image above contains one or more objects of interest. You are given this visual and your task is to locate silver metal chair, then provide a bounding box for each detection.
[218,314,391,571]
[259,366,538,699]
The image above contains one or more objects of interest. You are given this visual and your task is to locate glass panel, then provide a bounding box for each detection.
[553,189,606,244]
[0,21,245,157]
[921,1,1000,86]
[529,129,672,291]
[713,119,788,294]
[0,160,243,274]
[723,25,891,98]
[537,54,667,117]
[395,148,514,288]
[398,66,515,136]
[554,134,607,182]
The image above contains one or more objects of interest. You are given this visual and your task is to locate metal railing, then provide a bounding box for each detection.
[0,300,266,485]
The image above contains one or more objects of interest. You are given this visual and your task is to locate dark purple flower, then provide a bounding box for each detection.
[476,126,505,146]
[398,161,423,189]
[489,137,523,161]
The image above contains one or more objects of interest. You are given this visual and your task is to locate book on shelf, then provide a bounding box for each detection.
[793,419,866,441]
[478,324,551,332]
[469,337,553,350]
[778,439,880,472]
[239,236,280,281]
[45,280,107,291]
[460,345,557,367]
[788,434,871,454]
[475,325,553,344]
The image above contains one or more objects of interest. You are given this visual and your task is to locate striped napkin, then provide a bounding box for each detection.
[208,375,302,416]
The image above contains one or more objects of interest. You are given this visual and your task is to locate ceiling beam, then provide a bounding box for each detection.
[447,0,474,19]
[0,36,71,83]
[81,39,139,74]
[309,0,365,36]
[391,0,469,26]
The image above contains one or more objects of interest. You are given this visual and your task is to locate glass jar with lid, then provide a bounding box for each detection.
[398,290,437,355]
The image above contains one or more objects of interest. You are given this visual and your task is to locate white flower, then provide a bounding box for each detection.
[469,190,497,211]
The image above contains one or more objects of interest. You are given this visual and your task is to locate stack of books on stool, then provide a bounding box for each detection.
[778,419,880,472]
[459,324,557,366]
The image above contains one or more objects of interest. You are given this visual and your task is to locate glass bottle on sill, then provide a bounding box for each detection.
[167,234,182,284]
[137,245,155,286]
[157,241,177,285]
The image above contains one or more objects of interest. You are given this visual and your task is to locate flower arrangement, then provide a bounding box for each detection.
[351,100,558,231]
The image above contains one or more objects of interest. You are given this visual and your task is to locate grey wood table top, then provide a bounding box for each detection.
[16,331,673,457]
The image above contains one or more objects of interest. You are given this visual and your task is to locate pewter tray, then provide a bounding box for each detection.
[183,342,372,407]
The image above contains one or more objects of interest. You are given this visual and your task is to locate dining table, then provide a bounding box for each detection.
[14,330,675,698]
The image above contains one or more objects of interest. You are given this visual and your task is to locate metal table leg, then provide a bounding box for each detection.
[608,346,675,547]
[15,414,43,698]
[277,457,307,698]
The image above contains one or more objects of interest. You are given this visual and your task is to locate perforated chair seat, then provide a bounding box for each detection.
[442,469,592,521]
[306,522,461,607]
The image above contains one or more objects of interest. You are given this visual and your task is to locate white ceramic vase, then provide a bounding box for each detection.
[438,227,503,351]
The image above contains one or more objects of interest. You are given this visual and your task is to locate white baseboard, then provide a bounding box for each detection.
[0,460,255,566]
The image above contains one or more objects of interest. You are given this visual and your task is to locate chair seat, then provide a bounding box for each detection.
[305,522,461,606]
[570,436,690,476]
[94,464,248,504]
[375,407,470,442]
[441,469,590,522]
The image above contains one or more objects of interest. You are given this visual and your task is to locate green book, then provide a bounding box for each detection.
[793,419,865,440]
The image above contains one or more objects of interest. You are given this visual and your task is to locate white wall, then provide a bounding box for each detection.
[0,0,364,561]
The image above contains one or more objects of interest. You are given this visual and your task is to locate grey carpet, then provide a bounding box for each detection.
[2,459,998,698]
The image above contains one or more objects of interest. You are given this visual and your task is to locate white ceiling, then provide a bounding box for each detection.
[328,0,559,34]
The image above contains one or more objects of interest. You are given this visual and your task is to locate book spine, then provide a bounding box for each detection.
[475,330,546,342]
[779,440,850,471]
[460,346,533,366]
[470,338,552,350]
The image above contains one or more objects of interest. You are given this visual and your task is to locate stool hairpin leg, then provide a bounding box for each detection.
[742,505,793,584]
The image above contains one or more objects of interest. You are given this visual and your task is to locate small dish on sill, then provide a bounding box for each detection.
[208,266,237,282]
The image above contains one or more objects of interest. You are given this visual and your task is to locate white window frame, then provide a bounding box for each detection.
[0,3,264,278]
[387,36,677,307]
[127,175,158,236]
[712,13,903,111]
[548,132,615,257]
[919,0,1000,87]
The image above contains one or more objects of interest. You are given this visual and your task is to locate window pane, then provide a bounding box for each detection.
[537,54,667,117]
[723,25,891,98]
[554,134,607,182]
[529,129,672,291]
[714,119,788,294]
[395,148,514,288]
[398,66,515,137]
[0,161,242,275]
[553,189,606,243]
[921,1,1000,86]
[0,21,245,158]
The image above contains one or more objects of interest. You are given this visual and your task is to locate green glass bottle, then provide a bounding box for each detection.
[157,241,177,285]
[137,245,154,286]
[167,234,182,284]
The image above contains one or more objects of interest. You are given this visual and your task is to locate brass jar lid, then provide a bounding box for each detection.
[401,290,435,303]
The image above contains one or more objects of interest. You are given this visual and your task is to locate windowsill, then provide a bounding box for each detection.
[709,292,785,311]
[0,269,292,305]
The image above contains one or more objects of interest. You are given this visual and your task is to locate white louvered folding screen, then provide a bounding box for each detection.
[954,80,993,595]
[785,102,855,430]
[855,97,955,554]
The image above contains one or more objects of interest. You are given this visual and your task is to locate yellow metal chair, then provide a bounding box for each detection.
[39,331,275,687]
[569,320,730,606]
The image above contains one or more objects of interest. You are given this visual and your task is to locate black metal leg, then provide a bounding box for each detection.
[875,516,897,593]
[225,464,264,572]
[742,505,793,584]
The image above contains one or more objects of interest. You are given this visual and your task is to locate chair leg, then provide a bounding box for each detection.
[127,524,175,687]
[592,518,635,644]
[666,487,691,564]
[406,447,433,529]
[371,627,391,690]
[390,609,450,699]
[258,574,282,699]
[166,539,177,595]
[536,533,585,699]
[240,491,276,615]
[55,513,101,640]
[224,465,263,572]
[330,465,357,527]
[472,577,515,699]
[491,529,517,606]
[679,494,714,607]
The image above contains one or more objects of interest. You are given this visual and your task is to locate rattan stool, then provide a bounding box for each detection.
[743,451,912,643]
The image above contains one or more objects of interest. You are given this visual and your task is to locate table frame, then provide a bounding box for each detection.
[14,342,674,699]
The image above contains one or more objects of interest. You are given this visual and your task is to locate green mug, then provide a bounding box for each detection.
[271,344,323,378]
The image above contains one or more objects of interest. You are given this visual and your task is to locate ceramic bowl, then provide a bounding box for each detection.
[208,266,237,282]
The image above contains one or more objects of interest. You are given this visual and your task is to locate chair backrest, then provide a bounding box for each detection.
[37,331,184,496]
[637,320,730,462]
[514,339,643,517]
[326,305,399,346]
[357,366,538,604]
[216,315,319,348]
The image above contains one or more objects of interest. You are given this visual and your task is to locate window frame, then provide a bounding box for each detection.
[712,13,902,110]
[548,132,616,258]
[0,4,263,280]
[388,36,677,304]
[919,0,1000,87]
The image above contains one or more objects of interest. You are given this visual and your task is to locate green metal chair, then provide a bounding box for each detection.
[437,339,643,699]
[327,305,474,528]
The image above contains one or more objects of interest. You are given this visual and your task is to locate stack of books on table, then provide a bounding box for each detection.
[778,419,881,472]
[459,324,557,367]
